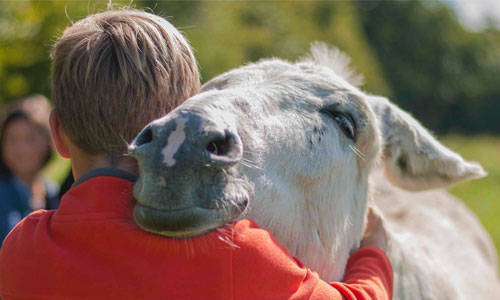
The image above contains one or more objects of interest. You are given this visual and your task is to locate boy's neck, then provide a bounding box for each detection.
[70,150,138,181]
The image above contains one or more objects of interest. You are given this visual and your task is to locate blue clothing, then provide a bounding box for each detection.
[0,176,31,246]
[44,178,60,210]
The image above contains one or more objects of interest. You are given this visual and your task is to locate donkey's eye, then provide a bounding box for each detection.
[321,109,356,140]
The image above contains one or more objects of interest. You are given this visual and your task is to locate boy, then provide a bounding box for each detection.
[0,9,392,299]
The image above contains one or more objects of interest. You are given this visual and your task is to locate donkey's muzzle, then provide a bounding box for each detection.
[128,110,247,237]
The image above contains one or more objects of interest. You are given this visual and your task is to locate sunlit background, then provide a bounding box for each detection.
[1,0,499,258]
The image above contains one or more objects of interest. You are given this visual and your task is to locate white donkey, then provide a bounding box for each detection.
[129,43,500,299]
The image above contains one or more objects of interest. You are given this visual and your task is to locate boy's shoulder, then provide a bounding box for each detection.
[0,209,54,295]
[0,170,137,260]
[1,209,52,251]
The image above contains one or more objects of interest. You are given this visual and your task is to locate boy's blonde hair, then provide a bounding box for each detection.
[51,10,200,160]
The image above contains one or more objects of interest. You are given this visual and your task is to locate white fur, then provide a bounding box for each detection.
[162,117,186,167]
[300,42,364,88]
[198,44,498,299]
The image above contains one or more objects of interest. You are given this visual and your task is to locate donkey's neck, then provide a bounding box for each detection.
[289,206,366,281]
[248,171,370,281]
[271,188,368,281]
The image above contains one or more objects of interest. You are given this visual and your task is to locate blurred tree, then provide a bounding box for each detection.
[0,0,391,106]
[148,1,390,96]
[0,0,135,106]
[357,0,500,134]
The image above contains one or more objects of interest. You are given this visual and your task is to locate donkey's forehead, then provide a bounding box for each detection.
[202,59,359,97]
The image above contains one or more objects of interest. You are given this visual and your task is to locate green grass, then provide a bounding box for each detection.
[442,135,500,259]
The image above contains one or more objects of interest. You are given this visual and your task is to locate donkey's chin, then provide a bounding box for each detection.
[133,199,249,238]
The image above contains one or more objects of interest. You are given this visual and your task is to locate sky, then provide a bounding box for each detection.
[442,0,500,31]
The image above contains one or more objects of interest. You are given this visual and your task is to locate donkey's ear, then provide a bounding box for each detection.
[366,96,486,191]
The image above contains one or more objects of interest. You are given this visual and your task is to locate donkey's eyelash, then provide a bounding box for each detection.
[320,109,357,141]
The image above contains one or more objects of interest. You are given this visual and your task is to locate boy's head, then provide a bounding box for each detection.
[51,10,200,161]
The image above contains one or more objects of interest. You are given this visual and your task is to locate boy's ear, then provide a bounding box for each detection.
[49,110,71,158]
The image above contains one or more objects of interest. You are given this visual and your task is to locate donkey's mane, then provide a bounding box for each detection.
[299,42,364,88]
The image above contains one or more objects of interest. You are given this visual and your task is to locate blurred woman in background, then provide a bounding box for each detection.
[0,95,59,244]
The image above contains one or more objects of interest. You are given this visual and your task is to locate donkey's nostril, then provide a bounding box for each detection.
[204,130,242,166]
[135,126,153,147]
[206,136,235,156]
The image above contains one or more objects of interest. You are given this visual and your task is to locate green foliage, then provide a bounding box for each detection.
[357,1,500,134]
[150,1,390,96]
[43,152,71,184]
[443,135,500,261]
[0,1,391,108]
[0,0,138,106]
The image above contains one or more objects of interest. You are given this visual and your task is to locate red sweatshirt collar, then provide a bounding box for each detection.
[71,168,137,188]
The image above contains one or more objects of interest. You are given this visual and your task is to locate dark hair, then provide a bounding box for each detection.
[0,96,53,180]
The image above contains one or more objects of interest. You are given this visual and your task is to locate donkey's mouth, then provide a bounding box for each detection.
[133,198,248,238]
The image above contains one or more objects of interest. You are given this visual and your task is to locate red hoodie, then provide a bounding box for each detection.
[0,169,393,300]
